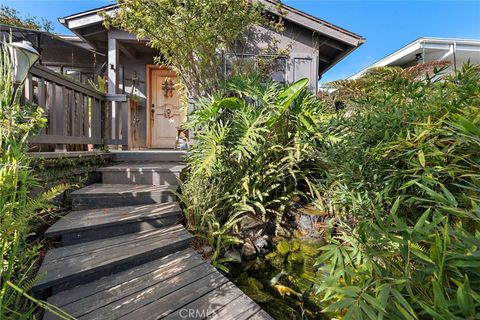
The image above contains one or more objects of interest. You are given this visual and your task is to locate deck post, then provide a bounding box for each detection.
[91,98,103,150]
[121,101,128,150]
[108,35,120,148]
[54,85,67,152]
[37,78,47,135]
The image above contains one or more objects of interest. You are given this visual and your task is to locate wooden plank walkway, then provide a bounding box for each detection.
[44,248,269,320]
[35,158,272,320]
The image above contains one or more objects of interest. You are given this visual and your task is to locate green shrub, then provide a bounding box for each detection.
[179,62,479,318]
[179,75,323,269]
[315,64,480,319]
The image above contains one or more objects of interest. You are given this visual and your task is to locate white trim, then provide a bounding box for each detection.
[59,4,117,22]
[349,37,480,79]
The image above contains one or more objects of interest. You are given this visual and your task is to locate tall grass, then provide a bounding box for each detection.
[0,41,72,319]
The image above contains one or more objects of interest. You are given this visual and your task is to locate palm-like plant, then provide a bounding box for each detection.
[178,75,323,268]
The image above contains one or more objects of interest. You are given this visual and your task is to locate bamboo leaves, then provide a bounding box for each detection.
[418,149,426,167]
[315,64,480,319]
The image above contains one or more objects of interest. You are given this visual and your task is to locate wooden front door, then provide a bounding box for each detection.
[149,68,185,148]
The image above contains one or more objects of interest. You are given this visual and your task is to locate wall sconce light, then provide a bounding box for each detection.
[7,40,40,84]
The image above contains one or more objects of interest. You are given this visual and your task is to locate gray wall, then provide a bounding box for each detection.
[119,53,154,148]
[239,21,320,91]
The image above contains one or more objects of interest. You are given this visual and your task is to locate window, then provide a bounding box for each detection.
[65,69,81,82]
[259,56,287,83]
[225,54,257,78]
[225,53,287,84]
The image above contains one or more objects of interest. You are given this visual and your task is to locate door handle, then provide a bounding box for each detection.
[164,108,172,118]
[151,104,155,114]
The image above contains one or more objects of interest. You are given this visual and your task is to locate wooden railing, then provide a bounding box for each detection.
[24,65,128,152]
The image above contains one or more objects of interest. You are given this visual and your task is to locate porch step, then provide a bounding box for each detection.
[44,248,271,320]
[99,162,184,185]
[32,225,192,294]
[112,150,187,163]
[45,203,181,245]
[71,184,177,210]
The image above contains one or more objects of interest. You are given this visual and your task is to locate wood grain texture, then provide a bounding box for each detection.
[46,203,181,235]
[33,226,192,292]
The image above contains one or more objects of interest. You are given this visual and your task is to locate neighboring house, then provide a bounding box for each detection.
[0,24,103,83]
[349,37,480,79]
[56,1,364,149]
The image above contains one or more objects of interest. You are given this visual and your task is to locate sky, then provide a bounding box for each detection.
[1,0,480,83]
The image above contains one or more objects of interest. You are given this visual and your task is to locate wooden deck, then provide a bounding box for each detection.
[44,248,270,320]
[34,155,272,320]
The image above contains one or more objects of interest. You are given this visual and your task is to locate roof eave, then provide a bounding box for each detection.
[320,40,365,76]
[260,0,363,47]
[61,1,364,48]
[59,4,117,22]
[58,10,109,50]
[0,23,102,56]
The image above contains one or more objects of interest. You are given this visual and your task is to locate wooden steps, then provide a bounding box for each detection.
[98,162,184,185]
[45,203,181,245]
[33,225,192,294]
[44,248,271,320]
[35,154,272,320]
[71,184,177,210]
[111,150,187,163]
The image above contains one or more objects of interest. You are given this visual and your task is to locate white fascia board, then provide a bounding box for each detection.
[60,4,117,21]
[62,7,116,30]
[421,40,480,54]
[66,14,104,30]
[422,38,480,46]
[348,40,422,79]
[348,37,480,80]
[454,44,480,52]
[422,42,452,51]
[421,38,480,53]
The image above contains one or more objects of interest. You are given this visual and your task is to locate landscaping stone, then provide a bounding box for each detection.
[242,239,257,258]
[225,249,242,263]
[240,215,265,230]
[253,235,270,254]
[202,245,213,256]
[276,226,291,238]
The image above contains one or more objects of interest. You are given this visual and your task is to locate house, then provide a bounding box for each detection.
[55,1,364,150]
[349,37,480,80]
[0,24,102,83]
